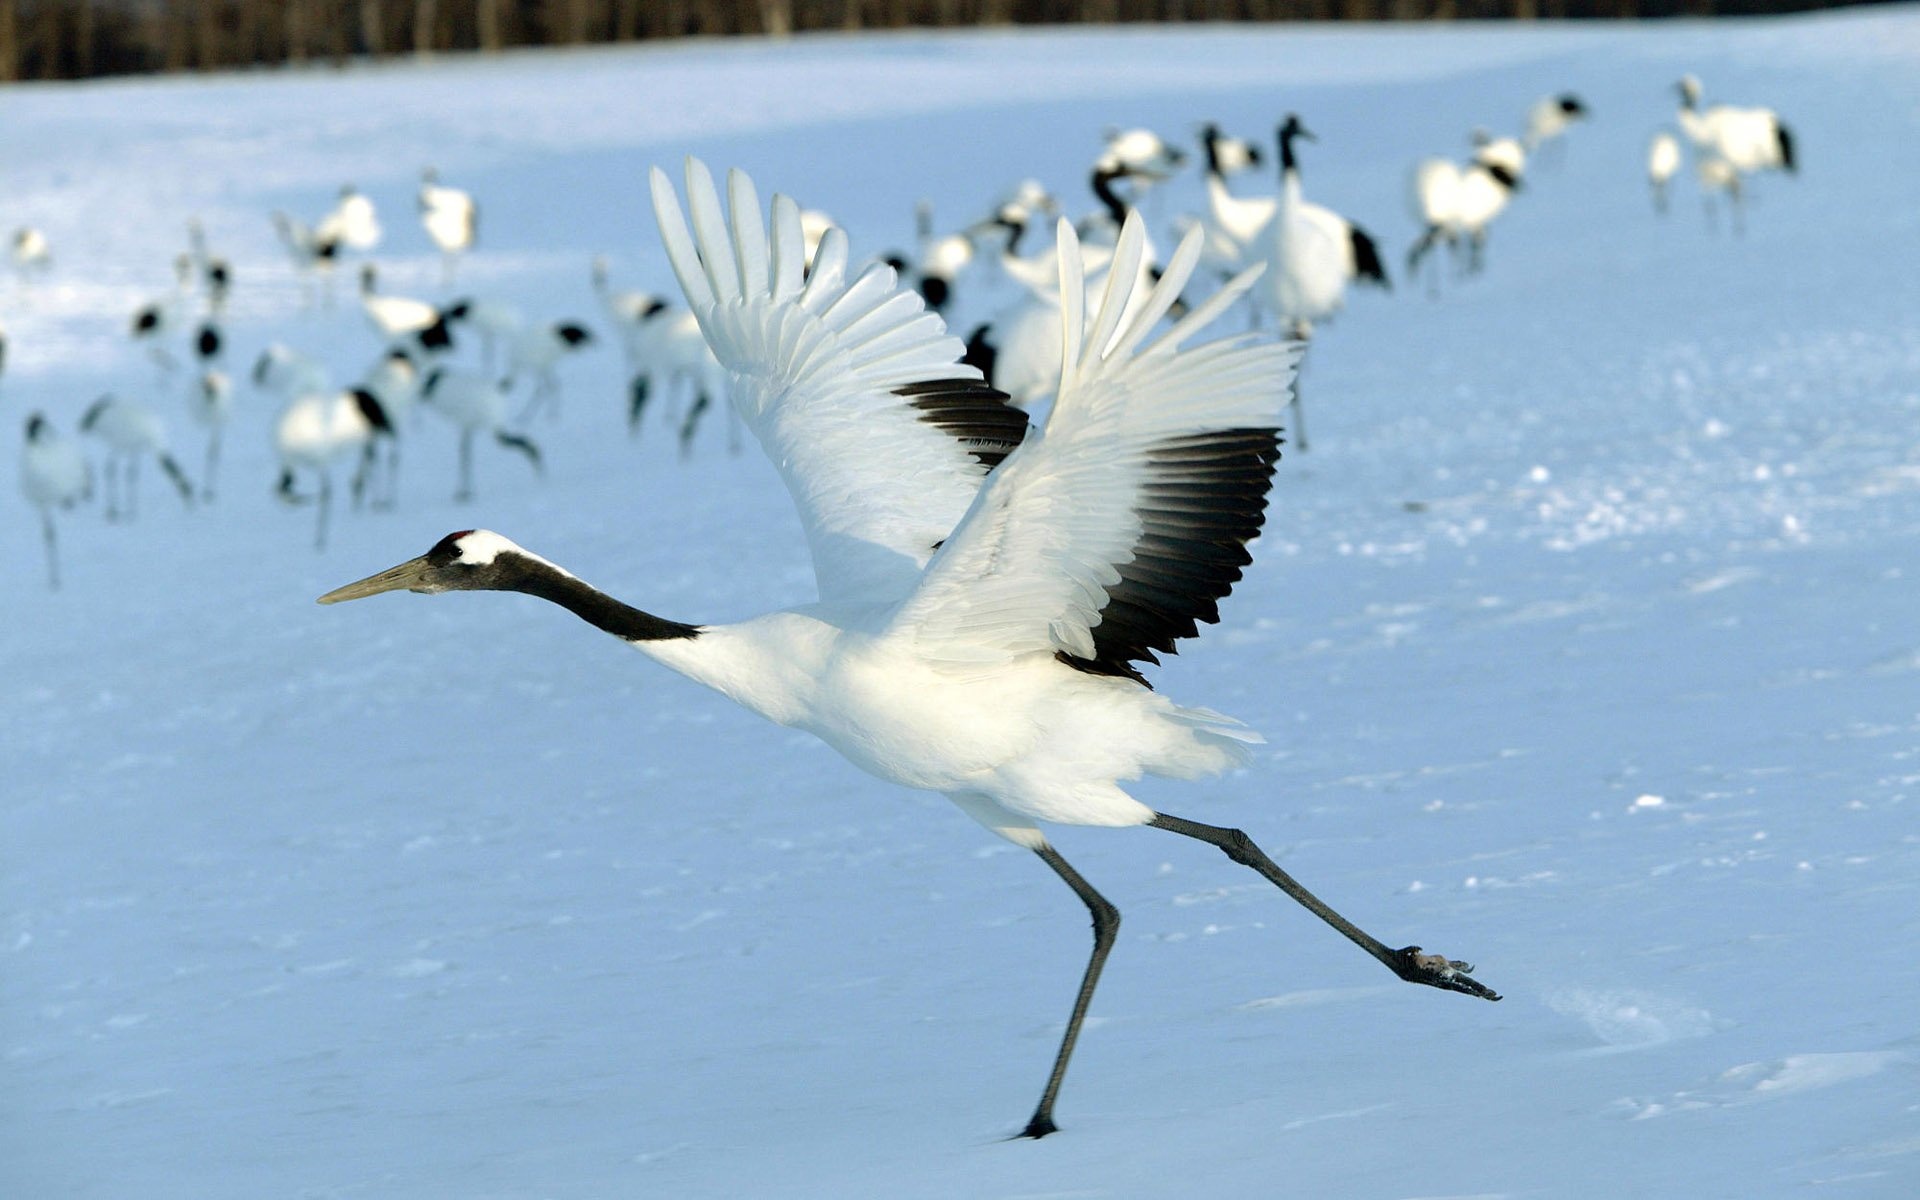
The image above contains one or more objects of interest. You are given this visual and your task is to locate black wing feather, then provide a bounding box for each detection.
[895,377,1030,472]
[1058,427,1283,687]
[1349,224,1390,289]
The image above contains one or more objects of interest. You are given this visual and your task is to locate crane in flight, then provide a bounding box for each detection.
[320,159,1498,1139]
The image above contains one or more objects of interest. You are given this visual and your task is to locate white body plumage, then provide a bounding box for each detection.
[318,159,1497,1139]
[22,415,91,510]
[1677,75,1795,175]
[420,168,478,260]
[637,161,1290,842]
[1648,131,1682,212]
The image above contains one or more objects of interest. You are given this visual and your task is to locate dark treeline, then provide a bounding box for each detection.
[0,0,1889,83]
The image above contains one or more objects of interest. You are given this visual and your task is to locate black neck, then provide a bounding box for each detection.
[1090,168,1129,227]
[998,214,1027,256]
[1278,126,1300,177]
[508,558,699,643]
[1201,126,1223,177]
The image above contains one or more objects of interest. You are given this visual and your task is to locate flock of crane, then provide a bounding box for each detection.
[11,70,1794,598]
[305,74,1794,1139]
[7,57,1803,1139]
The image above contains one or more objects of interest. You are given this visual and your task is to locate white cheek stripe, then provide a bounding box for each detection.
[452,529,576,579]
[453,530,521,566]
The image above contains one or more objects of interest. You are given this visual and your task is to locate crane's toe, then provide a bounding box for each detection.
[1015,1114,1060,1140]
[1393,945,1502,1001]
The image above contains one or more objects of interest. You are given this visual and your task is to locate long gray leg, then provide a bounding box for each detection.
[315,470,332,552]
[1148,813,1500,1001]
[40,509,60,590]
[202,428,221,502]
[1020,843,1120,1140]
[1289,334,1311,454]
[456,429,475,503]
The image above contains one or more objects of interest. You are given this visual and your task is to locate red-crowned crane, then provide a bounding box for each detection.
[319,159,1497,1141]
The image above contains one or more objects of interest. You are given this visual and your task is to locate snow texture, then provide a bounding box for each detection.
[6,9,1920,1198]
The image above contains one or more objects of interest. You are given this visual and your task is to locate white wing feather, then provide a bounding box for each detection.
[649,159,1026,607]
[886,213,1300,667]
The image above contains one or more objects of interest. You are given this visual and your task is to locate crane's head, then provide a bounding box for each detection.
[318,530,534,603]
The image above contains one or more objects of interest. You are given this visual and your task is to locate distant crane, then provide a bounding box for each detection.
[187,368,234,502]
[79,394,194,521]
[417,365,541,502]
[274,387,392,551]
[1257,115,1390,451]
[1648,131,1682,215]
[1522,93,1589,166]
[20,412,92,588]
[130,254,195,374]
[1407,133,1526,291]
[320,159,1498,1141]
[419,167,478,283]
[1676,75,1795,178]
[359,264,446,344]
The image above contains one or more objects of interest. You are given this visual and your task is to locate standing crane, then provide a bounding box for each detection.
[319,159,1497,1140]
[419,167,478,283]
[1257,115,1390,451]
[20,412,93,588]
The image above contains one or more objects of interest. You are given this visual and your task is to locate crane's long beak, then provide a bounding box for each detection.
[317,555,435,604]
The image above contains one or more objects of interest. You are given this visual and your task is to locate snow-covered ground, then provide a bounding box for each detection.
[7,9,1920,1197]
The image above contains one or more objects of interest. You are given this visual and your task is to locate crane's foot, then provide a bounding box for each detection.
[1015,1113,1059,1141]
[1392,946,1501,1002]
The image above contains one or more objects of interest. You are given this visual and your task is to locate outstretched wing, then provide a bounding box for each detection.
[649,159,1028,606]
[886,213,1299,684]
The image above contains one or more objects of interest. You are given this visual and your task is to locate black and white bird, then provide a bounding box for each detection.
[253,341,331,401]
[273,386,393,550]
[187,220,232,316]
[1676,75,1795,178]
[350,349,422,508]
[444,294,523,370]
[272,210,344,308]
[1101,126,1187,182]
[1257,116,1388,451]
[20,412,92,589]
[1198,121,1262,176]
[506,319,594,423]
[1522,93,1589,164]
[359,264,446,344]
[319,159,1497,1140]
[592,256,677,394]
[417,366,541,501]
[594,259,732,453]
[79,394,194,521]
[966,212,1161,411]
[130,254,196,373]
[1259,115,1390,334]
[1406,134,1526,290]
[1186,122,1275,280]
[901,200,991,314]
[419,167,478,282]
[187,368,234,502]
[316,184,382,254]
